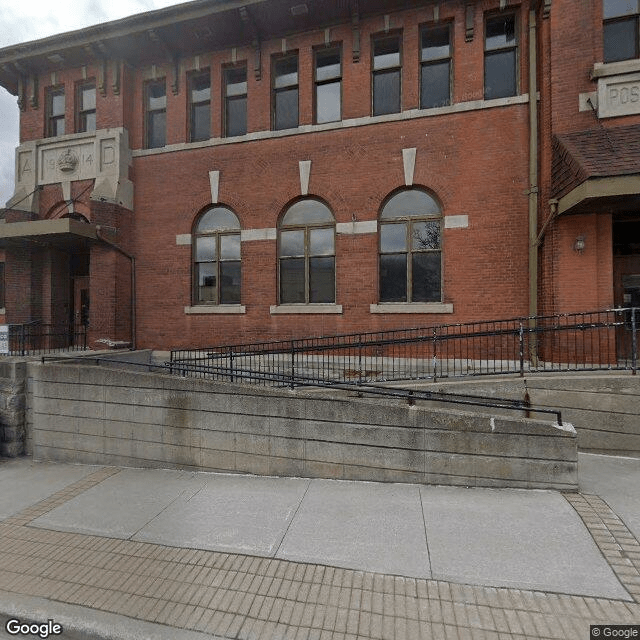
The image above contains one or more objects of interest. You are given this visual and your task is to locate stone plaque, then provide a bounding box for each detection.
[598,72,640,118]
[39,141,96,184]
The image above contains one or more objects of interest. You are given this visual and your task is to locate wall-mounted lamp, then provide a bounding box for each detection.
[573,235,586,254]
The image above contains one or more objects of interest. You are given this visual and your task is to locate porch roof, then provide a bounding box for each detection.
[553,124,640,215]
[0,218,99,250]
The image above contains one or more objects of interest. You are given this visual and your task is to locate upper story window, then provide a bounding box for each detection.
[273,54,299,130]
[145,79,166,149]
[224,66,248,137]
[421,24,452,109]
[189,71,211,142]
[193,206,241,305]
[47,87,65,137]
[279,199,335,304]
[76,82,96,133]
[372,34,402,115]
[603,0,640,62]
[315,47,342,124]
[379,189,442,303]
[484,14,517,100]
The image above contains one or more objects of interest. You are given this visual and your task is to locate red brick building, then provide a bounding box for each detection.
[0,0,637,350]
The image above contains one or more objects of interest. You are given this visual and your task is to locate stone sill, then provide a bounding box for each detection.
[270,304,343,314]
[184,305,246,314]
[370,303,454,314]
[592,59,640,79]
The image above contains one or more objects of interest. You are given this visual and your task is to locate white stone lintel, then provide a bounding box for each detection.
[444,215,469,229]
[336,220,378,235]
[241,228,277,242]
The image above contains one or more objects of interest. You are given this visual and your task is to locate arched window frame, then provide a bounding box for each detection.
[378,187,443,304]
[278,198,336,304]
[192,206,241,305]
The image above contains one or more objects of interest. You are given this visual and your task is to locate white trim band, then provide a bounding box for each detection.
[370,303,454,314]
[241,228,277,241]
[336,220,378,235]
[184,305,246,314]
[270,304,343,314]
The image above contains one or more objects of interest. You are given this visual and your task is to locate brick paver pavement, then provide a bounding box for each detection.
[1,467,639,640]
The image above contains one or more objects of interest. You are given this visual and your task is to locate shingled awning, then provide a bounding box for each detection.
[552,124,640,215]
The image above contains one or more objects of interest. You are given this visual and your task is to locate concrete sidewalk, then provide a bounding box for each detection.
[0,453,638,639]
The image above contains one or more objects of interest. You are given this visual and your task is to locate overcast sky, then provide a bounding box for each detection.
[0,0,183,206]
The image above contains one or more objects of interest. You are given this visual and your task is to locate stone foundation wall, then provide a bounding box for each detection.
[27,362,578,490]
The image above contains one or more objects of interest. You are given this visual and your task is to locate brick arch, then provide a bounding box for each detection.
[44,200,91,221]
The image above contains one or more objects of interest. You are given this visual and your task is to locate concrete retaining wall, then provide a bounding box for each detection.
[27,362,577,490]
[420,374,640,456]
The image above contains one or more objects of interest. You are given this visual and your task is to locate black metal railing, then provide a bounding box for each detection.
[2,322,87,356]
[169,308,638,385]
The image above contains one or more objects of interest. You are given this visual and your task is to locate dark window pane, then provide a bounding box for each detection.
[147,82,166,109]
[220,234,241,260]
[316,49,341,81]
[486,15,516,50]
[275,57,298,88]
[81,112,96,133]
[191,102,210,141]
[380,223,407,253]
[485,50,516,99]
[196,236,217,262]
[226,96,247,136]
[412,253,441,302]
[309,228,334,255]
[604,19,638,62]
[197,263,217,302]
[421,26,450,61]
[280,258,305,303]
[373,69,400,115]
[316,81,341,123]
[604,0,639,18]
[220,261,241,304]
[309,257,335,303]
[53,117,65,136]
[380,254,407,302]
[373,36,400,70]
[190,74,210,103]
[147,110,166,148]
[421,60,451,108]
[226,67,247,96]
[281,230,305,257]
[275,88,298,129]
[412,221,441,250]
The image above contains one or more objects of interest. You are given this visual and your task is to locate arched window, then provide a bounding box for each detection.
[279,199,335,304]
[193,206,241,304]
[379,188,442,303]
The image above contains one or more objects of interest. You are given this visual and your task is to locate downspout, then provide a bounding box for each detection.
[95,226,136,350]
[528,3,539,365]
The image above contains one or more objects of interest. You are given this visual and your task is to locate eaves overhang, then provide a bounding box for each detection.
[0,218,99,250]
[0,0,420,95]
[557,175,640,216]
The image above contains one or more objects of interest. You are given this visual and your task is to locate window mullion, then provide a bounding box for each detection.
[406,221,412,303]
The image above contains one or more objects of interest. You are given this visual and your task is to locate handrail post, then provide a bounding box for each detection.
[290,340,295,389]
[632,307,637,375]
[519,322,525,377]
[432,327,438,382]
[229,348,235,383]
[358,334,363,386]
[20,324,25,356]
